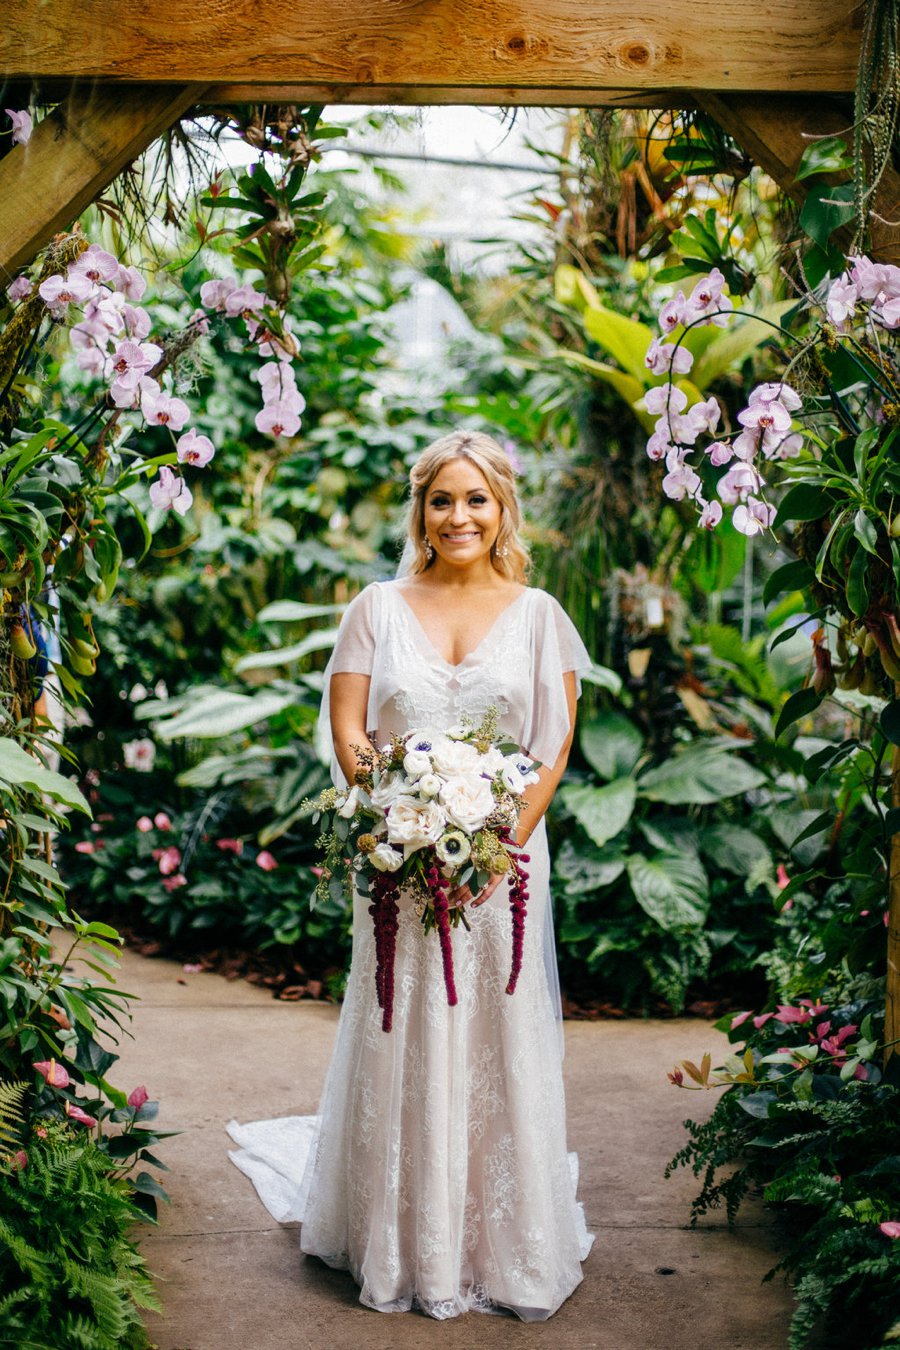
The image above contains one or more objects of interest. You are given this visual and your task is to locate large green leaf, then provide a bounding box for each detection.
[580,711,643,781]
[0,739,91,815]
[698,824,773,875]
[555,351,654,431]
[256,600,346,623]
[151,690,297,741]
[626,851,710,929]
[560,777,637,847]
[234,627,339,672]
[691,301,795,389]
[582,302,657,384]
[637,745,765,804]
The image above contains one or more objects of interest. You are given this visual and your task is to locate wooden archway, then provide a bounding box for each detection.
[0,1,895,279]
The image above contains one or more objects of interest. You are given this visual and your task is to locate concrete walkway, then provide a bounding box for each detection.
[98,948,795,1350]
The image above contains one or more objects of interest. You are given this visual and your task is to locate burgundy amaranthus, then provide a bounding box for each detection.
[426,859,458,1008]
[369,871,400,1032]
[500,830,530,995]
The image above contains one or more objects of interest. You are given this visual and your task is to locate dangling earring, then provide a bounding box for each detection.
[423,535,434,561]
[496,540,509,558]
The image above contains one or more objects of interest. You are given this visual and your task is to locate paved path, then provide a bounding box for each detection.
[99,949,794,1350]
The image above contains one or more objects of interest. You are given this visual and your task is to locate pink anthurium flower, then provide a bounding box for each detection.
[730,1010,753,1030]
[154,812,172,830]
[216,837,244,855]
[880,1221,900,1238]
[256,850,278,871]
[65,1101,97,1128]
[127,1085,149,1109]
[34,1058,71,1088]
[157,846,182,876]
[162,872,187,892]
[10,1149,28,1170]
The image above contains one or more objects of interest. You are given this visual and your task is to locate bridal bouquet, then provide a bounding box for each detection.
[307,707,538,1032]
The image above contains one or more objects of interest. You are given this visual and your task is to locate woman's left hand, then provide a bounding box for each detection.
[449,872,505,909]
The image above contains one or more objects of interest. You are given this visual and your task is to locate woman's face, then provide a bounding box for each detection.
[422,457,502,570]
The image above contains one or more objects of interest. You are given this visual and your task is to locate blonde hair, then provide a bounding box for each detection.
[403,430,530,583]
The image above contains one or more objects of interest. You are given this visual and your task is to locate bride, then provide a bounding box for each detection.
[228,429,595,1319]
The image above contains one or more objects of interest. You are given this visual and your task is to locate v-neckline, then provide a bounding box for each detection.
[390,583,528,670]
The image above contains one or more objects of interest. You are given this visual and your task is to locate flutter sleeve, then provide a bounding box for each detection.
[315,584,382,787]
[523,590,593,769]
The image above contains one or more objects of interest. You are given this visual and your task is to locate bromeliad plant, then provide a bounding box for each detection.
[305,707,537,1031]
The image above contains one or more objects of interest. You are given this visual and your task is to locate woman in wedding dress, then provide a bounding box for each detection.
[228,429,594,1320]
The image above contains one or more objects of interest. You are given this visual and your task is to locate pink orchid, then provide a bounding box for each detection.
[767,431,804,461]
[115,264,147,301]
[645,337,693,377]
[149,465,193,516]
[826,276,858,328]
[256,850,279,871]
[154,811,172,830]
[658,291,688,334]
[662,463,702,502]
[706,440,734,467]
[698,500,723,530]
[141,387,190,430]
[686,267,726,311]
[176,428,215,467]
[880,1221,900,1239]
[34,1059,71,1088]
[678,396,720,444]
[643,383,688,417]
[255,403,301,438]
[199,277,237,311]
[876,294,900,328]
[645,429,675,462]
[70,246,119,285]
[189,306,211,336]
[109,339,162,389]
[6,108,33,145]
[733,498,776,537]
[127,1085,149,1109]
[717,463,765,505]
[122,303,152,340]
[224,284,268,318]
[737,399,793,436]
[7,275,32,302]
[162,872,188,892]
[157,846,182,876]
[38,273,93,309]
[65,1102,98,1128]
[109,373,157,410]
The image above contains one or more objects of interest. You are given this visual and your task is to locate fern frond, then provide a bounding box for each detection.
[0,1079,29,1152]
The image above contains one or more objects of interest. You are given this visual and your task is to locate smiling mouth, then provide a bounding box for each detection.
[442,531,479,540]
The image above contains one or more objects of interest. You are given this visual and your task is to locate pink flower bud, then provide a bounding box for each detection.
[34,1059,71,1088]
[667,1067,684,1085]
[154,812,172,830]
[136,815,154,832]
[127,1085,149,1109]
[255,850,278,871]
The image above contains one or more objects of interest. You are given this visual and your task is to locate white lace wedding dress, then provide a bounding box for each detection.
[227,581,595,1320]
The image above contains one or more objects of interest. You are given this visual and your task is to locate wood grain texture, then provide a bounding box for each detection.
[698,92,900,264]
[0,84,203,280]
[1,1,862,93]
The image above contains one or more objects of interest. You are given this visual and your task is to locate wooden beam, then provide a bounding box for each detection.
[0,84,204,282]
[0,1,861,94]
[204,84,694,109]
[698,92,900,265]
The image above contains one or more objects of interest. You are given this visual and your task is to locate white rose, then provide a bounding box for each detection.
[479,746,506,775]
[370,772,406,809]
[386,794,447,857]
[336,785,361,818]
[369,842,403,873]
[430,735,479,776]
[439,774,496,834]
[403,749,432,779]
[417,773,442,797]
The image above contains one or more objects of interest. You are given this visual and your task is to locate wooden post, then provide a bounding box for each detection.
[0,84,204,282]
